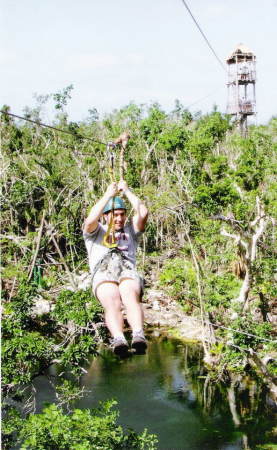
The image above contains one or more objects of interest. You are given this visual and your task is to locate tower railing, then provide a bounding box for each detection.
[227,101,255,115]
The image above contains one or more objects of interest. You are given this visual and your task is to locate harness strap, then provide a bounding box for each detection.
[91,248,128,281]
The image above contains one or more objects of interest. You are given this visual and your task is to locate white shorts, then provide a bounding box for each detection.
[92,252,143,298]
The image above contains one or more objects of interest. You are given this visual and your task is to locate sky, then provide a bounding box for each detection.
[1,0,277,125]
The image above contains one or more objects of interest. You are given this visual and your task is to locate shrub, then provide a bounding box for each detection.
[231,316,272,349]
[60,335,97,375]
[204,273,241,312]
[52,289,103,327]
[5,401,158,450]
[159,257,198,309]
[2,332,54,387]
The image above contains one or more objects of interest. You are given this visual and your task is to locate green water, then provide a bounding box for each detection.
[33,334,276,449]
[74,335,276,450]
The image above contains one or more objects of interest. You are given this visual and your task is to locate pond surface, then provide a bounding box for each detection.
[35,334,276,449]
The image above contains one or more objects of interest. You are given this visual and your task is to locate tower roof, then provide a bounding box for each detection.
[226,43,256,64]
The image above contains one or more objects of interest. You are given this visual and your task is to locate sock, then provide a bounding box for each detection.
[113,333,126,340]
[132,329,145,337]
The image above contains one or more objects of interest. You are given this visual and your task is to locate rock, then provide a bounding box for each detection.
[143,284,210,342]
[76,272,92,290]
[152,330,161,337]
[152,301,160,311]
[230,312,239,320]
[146,289,164,299]
[31,298,51,316]
[64,272,92,291]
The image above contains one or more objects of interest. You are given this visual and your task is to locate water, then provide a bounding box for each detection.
[34,334,276,449]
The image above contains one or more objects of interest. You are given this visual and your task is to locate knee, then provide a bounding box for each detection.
[104,297,122,313]
[122,295,141,309]
[119,281,141,300]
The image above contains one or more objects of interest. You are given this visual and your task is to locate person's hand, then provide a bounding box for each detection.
[106,182,118,198]
[117,180,128,193]
[114,132,130,149]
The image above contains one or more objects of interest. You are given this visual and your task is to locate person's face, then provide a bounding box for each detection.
[105,209,126,231]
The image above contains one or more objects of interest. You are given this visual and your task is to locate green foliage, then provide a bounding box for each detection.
[140,103,167,144]
[266,361,277,378]
[186,112,231,166]
[2,282,37,337]
[157,123,189,154]
[252,256,277,300]
[56,379,86,410]
[195,112,231,142]
[171,100,193,125]
[204,273,241,312]
[221,348,246,373]
[235,144,266,191]
[52,289,103,327]
[60,335,97,375]
[159,257,198,309]
[194,179,239,214]
[8,401,157,450]
[256,444,277,450]
[231,316,272,349]
[2,331,54,386]
[1,407,22,449]
[1,106,23,152]
[1,281,57,388]
[208,155,229,179]
[52,84,74,110]
[2,284,104,387]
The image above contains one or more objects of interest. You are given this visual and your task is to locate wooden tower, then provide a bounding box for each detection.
[226,44,256,135]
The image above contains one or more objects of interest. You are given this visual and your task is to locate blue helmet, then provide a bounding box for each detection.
[103,196,126,214]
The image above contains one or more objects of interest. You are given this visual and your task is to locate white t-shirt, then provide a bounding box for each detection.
[83,221,141,275]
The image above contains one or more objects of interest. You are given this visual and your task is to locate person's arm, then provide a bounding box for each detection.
[83,182,118,233]
[118,180,148,233]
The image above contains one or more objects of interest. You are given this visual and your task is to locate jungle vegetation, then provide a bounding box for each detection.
[1,88,276,448]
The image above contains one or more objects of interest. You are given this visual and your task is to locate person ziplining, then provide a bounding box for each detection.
[83,133,148,356]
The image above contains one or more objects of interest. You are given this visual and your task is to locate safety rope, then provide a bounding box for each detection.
[101,133,130,248]
[102,144,118,248]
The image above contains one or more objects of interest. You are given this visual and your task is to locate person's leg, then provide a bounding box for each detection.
[119,278,147,353]
[119,278,144,332]
[96,282,124,338]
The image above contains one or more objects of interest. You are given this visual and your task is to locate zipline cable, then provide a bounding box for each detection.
[0,110,107,147]
[180,0,227,73]
[191,316,276,344]
[184,86,224,110]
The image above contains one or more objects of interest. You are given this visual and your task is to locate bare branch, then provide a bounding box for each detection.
[28,210,46,281]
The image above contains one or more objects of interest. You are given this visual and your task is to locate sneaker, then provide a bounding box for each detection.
[131,332,147,354]
[110,337,129,356]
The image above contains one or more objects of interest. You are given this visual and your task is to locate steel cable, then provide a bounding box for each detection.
[0,110,107,147]
[180,0,227,73]
[191,316,276,344]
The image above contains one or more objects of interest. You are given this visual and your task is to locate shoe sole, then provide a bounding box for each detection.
[131,341,147,354]
[113,344,129,356]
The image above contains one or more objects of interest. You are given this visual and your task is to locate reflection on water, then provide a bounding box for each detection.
[34,334,276,450]
[75,335,276,450]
